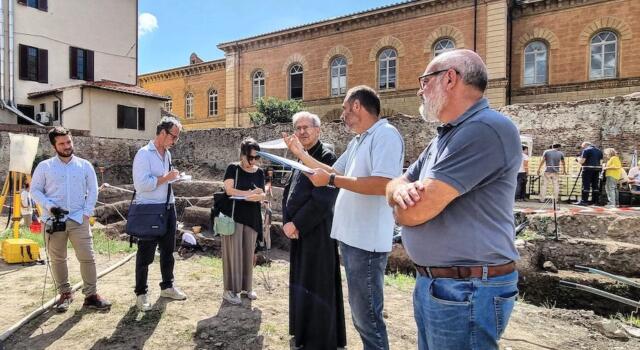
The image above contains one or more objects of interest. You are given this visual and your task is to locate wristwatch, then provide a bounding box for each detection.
[327,173,337,188]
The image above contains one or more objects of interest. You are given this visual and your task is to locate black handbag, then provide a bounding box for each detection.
[126,176,173,240]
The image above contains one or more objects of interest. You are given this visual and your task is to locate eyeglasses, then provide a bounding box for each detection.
[294,125,318,133]
[247,155,261,161]
[418,68,459,90]
[165,130,180,141]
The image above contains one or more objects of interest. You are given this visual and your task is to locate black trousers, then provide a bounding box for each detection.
[515,172,527,200]
[135,206,176,295]
[581,168,601,203]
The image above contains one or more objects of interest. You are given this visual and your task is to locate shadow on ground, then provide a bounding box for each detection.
[194,298,263,350]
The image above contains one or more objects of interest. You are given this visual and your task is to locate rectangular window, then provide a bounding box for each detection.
[18,0,47,11]
[53,100,60,121]
[39,103,46,112]
[70,47,94,81]
[290,74,303,100]
[117,105,145,130]
[19,44,47,83]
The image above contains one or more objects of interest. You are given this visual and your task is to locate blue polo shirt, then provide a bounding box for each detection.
[402,98,521,266]
[581,146,603,168]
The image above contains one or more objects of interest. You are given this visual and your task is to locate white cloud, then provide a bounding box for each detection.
[138,13,158,37]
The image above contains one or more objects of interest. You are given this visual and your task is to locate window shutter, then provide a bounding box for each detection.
[19,45,28,80]
[137,108,145,130]
[86,50,94,81]
[38,0,48,11]
[69,47,78,79]
[117,105,125,128]
[38,49,48,83]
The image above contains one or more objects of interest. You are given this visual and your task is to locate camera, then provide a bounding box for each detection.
[46,207,69,234]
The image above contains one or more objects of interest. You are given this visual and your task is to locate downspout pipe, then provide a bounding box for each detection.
[507,0,514,105]
[473,0,478,51]
[60,86,85,126]
[9,0,14,105]
[1,0,6,105]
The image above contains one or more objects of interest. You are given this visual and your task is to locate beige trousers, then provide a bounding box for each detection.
[541,172,560,201]
[222,223,257,293]
[44,217,97,296]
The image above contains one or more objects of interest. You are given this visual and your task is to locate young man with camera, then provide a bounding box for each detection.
[31,127,111,312]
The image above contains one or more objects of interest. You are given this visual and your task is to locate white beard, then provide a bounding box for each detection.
[419,82,446,122]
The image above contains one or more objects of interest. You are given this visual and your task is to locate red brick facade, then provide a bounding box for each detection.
[138,0,640,129]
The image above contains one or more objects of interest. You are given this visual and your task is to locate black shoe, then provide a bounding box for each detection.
[83,294,112,310]
[575,201,589,206]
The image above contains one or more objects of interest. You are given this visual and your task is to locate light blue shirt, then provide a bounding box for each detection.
[132,140,175,204]
[331,118,404,252]
[31,155,98,224]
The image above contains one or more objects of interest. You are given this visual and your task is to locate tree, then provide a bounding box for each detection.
[249,97,303,126]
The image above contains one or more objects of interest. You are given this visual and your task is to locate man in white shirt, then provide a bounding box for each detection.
[516,145,529,201]
[31,127,111,312]
[131,116,187,311]
[284,86,404,350]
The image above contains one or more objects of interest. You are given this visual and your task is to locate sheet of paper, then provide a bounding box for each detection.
[169,173,192,184]
[229,196,247,200]
[257,151,314,174]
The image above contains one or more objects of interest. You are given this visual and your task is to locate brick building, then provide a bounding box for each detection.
[138,0,640,129]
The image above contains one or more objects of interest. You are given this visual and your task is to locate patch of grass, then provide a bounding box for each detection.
[196,255,223,269]
[616,312,640,328]
[540,299,557,309]
[518,229,544,241]
[384,272,416,292]
[0,227,136,255]
[261,323,278,337]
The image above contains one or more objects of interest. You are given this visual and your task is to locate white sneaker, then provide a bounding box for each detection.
[136,294,152,311]
[244,290,258,300]
[222,290,242,305]
[160,286,187,300]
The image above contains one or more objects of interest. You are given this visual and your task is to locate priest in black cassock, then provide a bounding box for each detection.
[282,112,347,350]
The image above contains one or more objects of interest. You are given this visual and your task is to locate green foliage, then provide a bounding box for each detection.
[384,272,416,292]
[249,97,303,126]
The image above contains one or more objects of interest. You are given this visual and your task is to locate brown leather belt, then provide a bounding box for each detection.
[415,262,516,279]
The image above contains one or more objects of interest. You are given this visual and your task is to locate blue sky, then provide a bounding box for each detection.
[138,0,403,74]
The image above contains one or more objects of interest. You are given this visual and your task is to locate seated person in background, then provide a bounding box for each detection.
[628,166,640,193]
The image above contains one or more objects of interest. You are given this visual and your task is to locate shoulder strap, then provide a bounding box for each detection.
[231,167,238,219]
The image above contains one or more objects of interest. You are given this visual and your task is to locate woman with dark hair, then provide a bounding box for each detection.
[221,138,266,305]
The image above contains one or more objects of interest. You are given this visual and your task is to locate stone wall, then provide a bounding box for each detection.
[0,124,146,185]
[500,95,640,162]
[1,95,638,184]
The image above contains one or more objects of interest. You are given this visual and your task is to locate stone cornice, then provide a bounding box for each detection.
[138,59,226,84]
[217,0,477,53]
[512,77,640,96]
[512,0,614,18]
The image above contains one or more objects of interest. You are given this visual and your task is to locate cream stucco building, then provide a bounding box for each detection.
[0,0,166,139]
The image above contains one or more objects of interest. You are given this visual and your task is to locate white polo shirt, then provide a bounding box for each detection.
[331,119,404,252]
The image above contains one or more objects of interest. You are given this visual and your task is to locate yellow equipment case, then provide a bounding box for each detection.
[1,238,41,263]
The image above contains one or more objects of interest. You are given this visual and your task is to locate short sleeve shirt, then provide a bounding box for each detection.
[331,119,404,253]
[402,98,521,266]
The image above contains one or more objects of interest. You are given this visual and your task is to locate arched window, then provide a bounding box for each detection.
[378,48,397,90]
[523,41,548,85]
[433,38,455,56]
[289,64,303,100]
[330,56,347,97]
[185,92,194,119]
[590,31,617,80]
[208,89,218,116]
[252,70,265,104]
[163,99,172,112]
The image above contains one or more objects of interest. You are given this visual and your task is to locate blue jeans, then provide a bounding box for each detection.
[413,270,518,350]
[340,242,389,350]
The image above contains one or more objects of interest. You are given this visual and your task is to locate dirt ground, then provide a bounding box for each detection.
[1,248,638,350]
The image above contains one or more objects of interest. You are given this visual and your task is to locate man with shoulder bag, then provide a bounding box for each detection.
[130,116,187,311]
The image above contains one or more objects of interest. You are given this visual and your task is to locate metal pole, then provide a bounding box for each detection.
[553,196,558,241]
[560,280,640,308]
